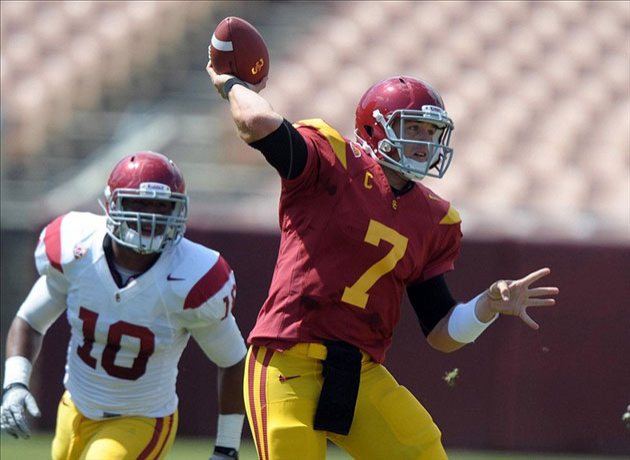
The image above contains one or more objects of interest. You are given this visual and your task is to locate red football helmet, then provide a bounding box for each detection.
[100,151,188,254]
[355,76,454,181]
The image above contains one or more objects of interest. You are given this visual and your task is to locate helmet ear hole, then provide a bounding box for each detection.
[364,125,373,137]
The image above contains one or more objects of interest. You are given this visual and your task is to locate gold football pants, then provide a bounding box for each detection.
[244,344,447,460]
[51,391,178,460]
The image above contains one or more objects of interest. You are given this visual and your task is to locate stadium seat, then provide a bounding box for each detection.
[66,36,104,112]
[1,0,627,242]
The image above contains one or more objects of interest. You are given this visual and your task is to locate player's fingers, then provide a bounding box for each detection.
[525,298,556,307]
[519,310,539,330]
[521,267,551,286]
[2,410,27,439]
[0,420,19,439]
[24,394,41,418]
[14,420,31,439]
[0,413,16,437]
[488,280,510,301]
[206,60,215,76]
[528,287,559,297]
[9,410,31,439]
[497,280,510,301]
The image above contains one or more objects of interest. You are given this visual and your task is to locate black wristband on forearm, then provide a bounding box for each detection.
[222,77,248,99]
[2,382,29,392]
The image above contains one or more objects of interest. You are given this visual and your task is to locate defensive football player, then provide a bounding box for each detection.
[1,151,246,460]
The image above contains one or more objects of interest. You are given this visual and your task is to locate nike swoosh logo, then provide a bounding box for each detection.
[167,274,185,281]
[279,375,300,383]
[428,193,440,201]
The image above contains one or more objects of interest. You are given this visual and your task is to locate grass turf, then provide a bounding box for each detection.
[1,433,626,459]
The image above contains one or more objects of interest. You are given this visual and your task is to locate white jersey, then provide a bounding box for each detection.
[26,212,246,419]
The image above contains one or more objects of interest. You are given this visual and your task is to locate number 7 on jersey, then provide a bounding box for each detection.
[341,219,408,309]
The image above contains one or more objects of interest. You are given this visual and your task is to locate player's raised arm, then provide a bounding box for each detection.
[205,17,281,144]
[206,21,308,181]
[207,60,280,144]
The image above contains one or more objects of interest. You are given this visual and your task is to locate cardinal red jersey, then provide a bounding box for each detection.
[248,119,462,362]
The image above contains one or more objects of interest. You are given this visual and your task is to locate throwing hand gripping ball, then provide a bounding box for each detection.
[210,16,269,84]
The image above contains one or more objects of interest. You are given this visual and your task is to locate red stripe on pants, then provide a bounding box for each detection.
[152,414,174,459]
[247,346,275,460]
[137,414,172,460]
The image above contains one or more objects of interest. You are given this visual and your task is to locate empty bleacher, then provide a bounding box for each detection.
[1,0,628,242]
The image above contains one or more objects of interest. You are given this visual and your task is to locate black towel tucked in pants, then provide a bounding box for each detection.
[313,341,362,435]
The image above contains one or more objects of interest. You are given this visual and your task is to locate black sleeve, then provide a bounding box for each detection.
[248,118,308,179]
[407,274,457,336]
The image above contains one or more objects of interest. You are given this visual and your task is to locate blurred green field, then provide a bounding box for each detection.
[1,433,626,460]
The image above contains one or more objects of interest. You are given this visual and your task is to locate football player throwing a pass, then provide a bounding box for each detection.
[207,53,560,460]
[1,151,246,460]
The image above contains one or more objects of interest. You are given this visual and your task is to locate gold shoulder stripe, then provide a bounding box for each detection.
[295,118,348,170]
[439,205,461,225]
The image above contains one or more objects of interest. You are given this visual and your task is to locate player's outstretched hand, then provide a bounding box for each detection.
[0,384,41,439]
[485,267,559,330]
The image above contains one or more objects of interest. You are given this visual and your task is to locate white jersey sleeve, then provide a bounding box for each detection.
[190,317,247,368]
[16,275,67,334]
[19,212,102,333]
[162,240,247,368]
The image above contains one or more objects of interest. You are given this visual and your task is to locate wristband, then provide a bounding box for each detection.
[222,78,248,99]
[3,382,29,393]
[3,356,32,388]
[447,293,498,343]
[215,413,244,450]
[213,445,239,459]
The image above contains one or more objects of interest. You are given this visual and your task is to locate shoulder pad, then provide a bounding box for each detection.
[439,205,461,225]
[165,240,235,311]
[418,186,461,226]
[294,119,349,170]
[184,254,233,310]
[35,212,104,276]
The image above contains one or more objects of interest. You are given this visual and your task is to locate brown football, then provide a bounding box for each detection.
[210,17,269,84]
